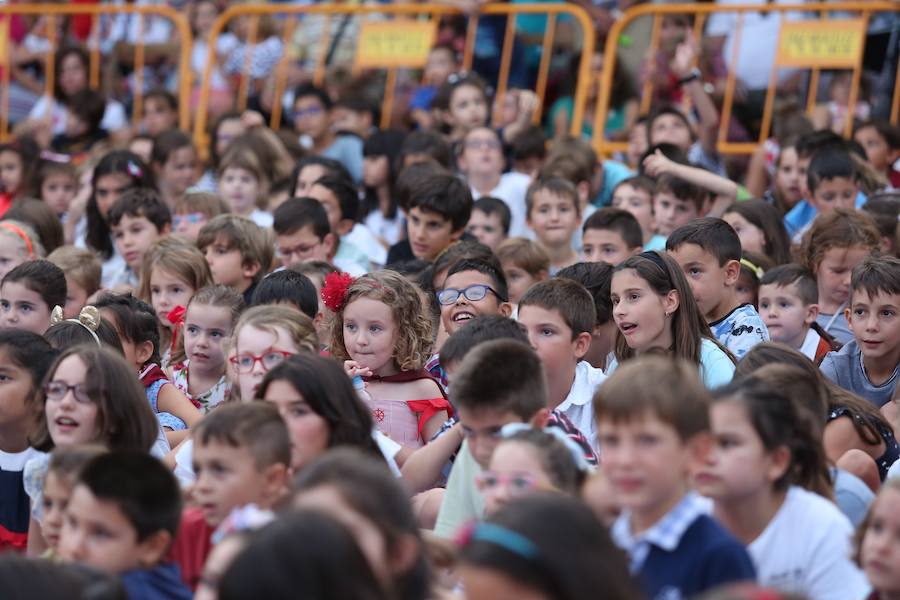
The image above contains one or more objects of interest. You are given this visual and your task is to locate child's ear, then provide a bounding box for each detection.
[723,259,741,286]
[572,331,592,359]
[136,530,172,568]
[805,303,820,326]
[630,245,643,256]
[767,445,792,484]
[323,233,338,258]
[336,218,354,237]
[449,227,465,243]
[389,534,422,576]
[498,301,512,317]
[262,462,290,504]
[687,431,713,469]
[161,222,172,235]
[537,269,549,282]
[529,407,551,428]
[136,340,154,366]
[242,260,262,281]
[844,304,853,324]
[663,289,680,315]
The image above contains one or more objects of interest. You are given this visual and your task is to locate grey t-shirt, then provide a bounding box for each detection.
[820,339,900,407]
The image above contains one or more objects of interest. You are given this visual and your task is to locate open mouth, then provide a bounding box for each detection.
[54,416,79,429]
[452,312,476,323]
[619,322,638,334]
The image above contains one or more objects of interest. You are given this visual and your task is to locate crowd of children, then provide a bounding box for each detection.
[0,5,899,600]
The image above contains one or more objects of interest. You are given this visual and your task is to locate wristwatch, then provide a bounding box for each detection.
[677,68,702,86]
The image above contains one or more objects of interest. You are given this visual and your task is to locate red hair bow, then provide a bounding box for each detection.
[321,272,355,313]
[166,305,187,351]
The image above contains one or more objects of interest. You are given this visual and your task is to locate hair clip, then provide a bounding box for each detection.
[740,258,764,280]
[50,305,102,346]
[321,272,355,313]
[126,160,143,178]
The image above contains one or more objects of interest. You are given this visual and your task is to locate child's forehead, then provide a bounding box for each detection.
[533,188,576,206]
[444,268,495,288]
[759,281,803,300]
[614,184,651,201]
[584,227,627,245]
[472,207,501,221]
[223,165,256,178]
[668,242,718,263]
[518,302,571,329]
[851,287,900,305]
[597,409,680,436]
[409,206,450,224]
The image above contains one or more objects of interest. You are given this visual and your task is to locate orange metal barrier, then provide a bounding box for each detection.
[0,4,192,142]
[193,3,596,154]
[594,2,900,157]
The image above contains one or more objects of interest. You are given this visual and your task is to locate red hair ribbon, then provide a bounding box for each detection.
[0,222,34,258]
[166,305,187,352]
[321,272,355,313]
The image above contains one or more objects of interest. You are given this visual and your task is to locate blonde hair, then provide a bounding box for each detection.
[173,192,230,217]
[799,208,879,272]
[329,270,434,371]
[231,305,319,358]
[138,237,214,305]
[495,237,550,276]
[47,246,101,296]
[0,220,45,258]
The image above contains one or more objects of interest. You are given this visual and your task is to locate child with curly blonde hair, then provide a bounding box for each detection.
[325,270,451,449]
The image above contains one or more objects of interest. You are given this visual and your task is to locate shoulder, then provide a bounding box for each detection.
[783,486,853,531]
[700,339,736,387]
[686,515,756,571]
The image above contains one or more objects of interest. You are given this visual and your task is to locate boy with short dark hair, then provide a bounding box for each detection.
[653,174,708,238]
[390,165,473,264]
[596,356,756,599]
[438,257,512,339]
[821,255,900,406]
[518,278,605,445]
[434,338,597,538]
[557,261,616,371]
[800,146,859,242]
[52,89,108,158]
[272,197,336,269]
[467,196,511,250]
[251,269,319,320]
[170,402,291,589]
[197,214,274,304]
[59,451,191,599]
[581,207,643,265]
[525,177,581,274]
[142,89,179,137]
[292,84,363,182]
[758,264,835,363]
[107,189,172,287]
[494,237,549,305]
[667,217,769,358]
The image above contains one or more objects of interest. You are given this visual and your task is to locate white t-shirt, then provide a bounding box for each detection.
[343,223,387,268]
[470,172,531,239]
[556,361,606,452]
[191,33,238,90]
[28,96,128,136]
[364,210,404,248]
[749,486,870,600]
[248,209,273,229]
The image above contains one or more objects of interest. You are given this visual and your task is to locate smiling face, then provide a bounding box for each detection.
[0,281,53,335]
[847,289,900,365]
[610,268,678,352]
[263,379,330,471]
[342,297,398,376]
[861,487,900,597]
[45,355,100,447]
[527,189,579,250]
[439,270,508,336]
[183,304,232,376]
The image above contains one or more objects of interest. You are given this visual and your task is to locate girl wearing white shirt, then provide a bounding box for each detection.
[696,373,869,600]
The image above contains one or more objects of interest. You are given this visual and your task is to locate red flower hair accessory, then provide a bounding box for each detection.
[321,272,355,312]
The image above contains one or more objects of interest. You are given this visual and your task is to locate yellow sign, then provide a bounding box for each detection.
[355,20,436,69]
[776,19,866,68]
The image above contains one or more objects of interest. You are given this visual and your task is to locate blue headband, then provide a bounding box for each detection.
[471,523,540,560]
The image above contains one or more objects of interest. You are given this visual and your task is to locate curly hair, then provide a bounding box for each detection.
[329,270,433,371]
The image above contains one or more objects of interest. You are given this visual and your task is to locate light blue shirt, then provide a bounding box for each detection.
[783,191,867,238]
[606,338,734,390]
